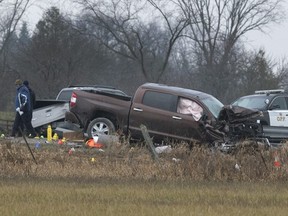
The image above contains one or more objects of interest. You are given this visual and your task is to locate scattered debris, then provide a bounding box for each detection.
[155,145,172,154]
[35,142,41,149]
[68,147,75,155]
[172,158,181,163]
[86,138,104,148]
[235,163,241,171]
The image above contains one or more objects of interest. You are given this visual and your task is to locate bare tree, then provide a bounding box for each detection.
[29,7,96,98]
[0,0,31,111]
[176,0,284,102]
[238,49,279,95]
[74,0,189,82]
[277,58,288,89]
[0,0,30,55]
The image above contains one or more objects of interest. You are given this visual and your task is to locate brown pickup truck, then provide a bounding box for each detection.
[65,83,264,148]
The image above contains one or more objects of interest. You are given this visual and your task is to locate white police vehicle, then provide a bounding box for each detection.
[232,89,288,146]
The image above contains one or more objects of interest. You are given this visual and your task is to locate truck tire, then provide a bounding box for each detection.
[87,118,116,138]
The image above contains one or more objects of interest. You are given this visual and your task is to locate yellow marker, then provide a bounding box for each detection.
[47,125,52,142]
[53,133,58,140]
[91,158,95,162]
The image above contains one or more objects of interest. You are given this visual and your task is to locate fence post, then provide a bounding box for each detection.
[140,124,159,161]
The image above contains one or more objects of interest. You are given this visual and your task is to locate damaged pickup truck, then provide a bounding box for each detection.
[65,83,265,150]
[32,85,127,132]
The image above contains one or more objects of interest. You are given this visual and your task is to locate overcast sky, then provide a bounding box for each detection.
[245,1,288,61]
[24,0,288,61]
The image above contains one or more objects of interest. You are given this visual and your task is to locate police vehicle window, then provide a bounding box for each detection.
[270,97,287,110]
[232,96,268,110]
[142,91,177,112]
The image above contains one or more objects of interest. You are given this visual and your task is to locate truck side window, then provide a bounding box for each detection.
[270,97,287,110]
[177,97,203,121]
[142,91,177,112]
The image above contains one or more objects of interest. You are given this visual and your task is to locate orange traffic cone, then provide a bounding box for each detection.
[273,151,281,168]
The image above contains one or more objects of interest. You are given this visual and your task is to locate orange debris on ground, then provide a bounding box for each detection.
[85,138,104,148]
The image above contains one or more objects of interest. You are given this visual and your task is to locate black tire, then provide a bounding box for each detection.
[87,117,116,138]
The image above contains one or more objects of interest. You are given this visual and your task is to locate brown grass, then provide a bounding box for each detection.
[1,138,288,215]
[0,137,288,182]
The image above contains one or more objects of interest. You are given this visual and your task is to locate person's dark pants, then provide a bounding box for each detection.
[11,112,23,137]
[11,111,36,137]
[22,111,36,137]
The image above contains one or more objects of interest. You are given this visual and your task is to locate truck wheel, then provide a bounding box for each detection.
[87,118,116,138]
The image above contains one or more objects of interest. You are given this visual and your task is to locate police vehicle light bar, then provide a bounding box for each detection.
[254,89,285,94]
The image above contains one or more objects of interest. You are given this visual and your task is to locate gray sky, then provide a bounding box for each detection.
[245,3,288,61]
[24,0,288,61]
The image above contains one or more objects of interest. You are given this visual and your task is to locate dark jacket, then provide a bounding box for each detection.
[27,86,36,110]
[15,85,31,112]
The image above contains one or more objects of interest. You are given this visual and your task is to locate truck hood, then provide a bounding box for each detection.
[217,105,263,123]
[201,105,264,150]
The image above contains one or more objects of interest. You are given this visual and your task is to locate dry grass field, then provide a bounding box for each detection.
[1,137,288,215]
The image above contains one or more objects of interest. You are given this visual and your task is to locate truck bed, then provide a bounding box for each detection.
[67,89,132,130]
[32,99,69,128]
[31,85,129,130]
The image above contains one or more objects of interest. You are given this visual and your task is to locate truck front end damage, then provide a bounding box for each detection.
[201,105,267,152]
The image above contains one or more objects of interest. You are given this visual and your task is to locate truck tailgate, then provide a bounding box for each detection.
[32,101,69,128]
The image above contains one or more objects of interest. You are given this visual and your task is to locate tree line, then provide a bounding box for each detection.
[0,0,287,111]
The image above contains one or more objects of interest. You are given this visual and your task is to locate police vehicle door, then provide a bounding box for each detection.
[268,96,288,127]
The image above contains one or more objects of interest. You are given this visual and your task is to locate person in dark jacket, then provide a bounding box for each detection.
[23,80,36,125]
[11,79,37,138]
[23,80,36,110]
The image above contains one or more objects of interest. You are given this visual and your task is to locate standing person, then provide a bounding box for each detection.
[11,79,37,138]
[23,80,36,137]
[23,80,36,114]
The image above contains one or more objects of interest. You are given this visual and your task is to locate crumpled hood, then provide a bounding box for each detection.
[201,105,264,150]
[217,105,263,124]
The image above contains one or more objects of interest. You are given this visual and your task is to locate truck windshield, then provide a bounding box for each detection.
[201,96,224,118]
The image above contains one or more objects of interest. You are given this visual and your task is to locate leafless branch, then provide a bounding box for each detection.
[177,0,284,66]
[0,0,31,55]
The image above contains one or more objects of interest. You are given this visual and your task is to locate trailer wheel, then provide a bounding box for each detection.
[87,118,116,138]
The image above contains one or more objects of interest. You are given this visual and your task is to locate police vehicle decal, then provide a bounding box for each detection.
[268,110,288,127]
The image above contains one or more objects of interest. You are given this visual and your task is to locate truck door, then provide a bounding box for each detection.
[172,97,204,140]
[129,91,202,142]
[267,96,288,127]
[129,91,178,142]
